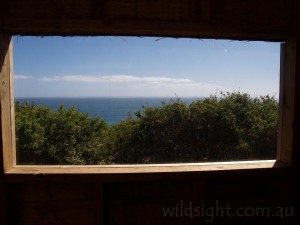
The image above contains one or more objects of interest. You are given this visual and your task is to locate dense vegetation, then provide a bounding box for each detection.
[15,92,279,165]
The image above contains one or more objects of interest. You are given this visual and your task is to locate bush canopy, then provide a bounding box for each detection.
[15,92,278,165]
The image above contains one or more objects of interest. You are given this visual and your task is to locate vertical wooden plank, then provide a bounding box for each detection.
[93,182,104,225]
[192,179,204,225]
[0,31,8,225]
[0,129,7,225]
[0,174,6,225]
[276,43,285,160]
[291,37,300,225]
[291,38,300,167]
[0,187,6,223]
[0,32,14,171]
[277,40,296,165]
[9,36,16,167]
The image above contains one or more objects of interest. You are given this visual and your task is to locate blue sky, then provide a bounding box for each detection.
[13,36,281,98]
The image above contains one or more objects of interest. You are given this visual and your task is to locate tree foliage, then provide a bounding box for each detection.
[15,92,279,165]
[15,102,108,164]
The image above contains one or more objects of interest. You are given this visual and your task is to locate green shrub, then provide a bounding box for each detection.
[15,92,279,164]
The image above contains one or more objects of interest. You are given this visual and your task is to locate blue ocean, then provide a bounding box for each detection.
[15,97,197,125]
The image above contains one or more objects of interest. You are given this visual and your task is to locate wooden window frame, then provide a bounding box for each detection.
[0,33,295,174]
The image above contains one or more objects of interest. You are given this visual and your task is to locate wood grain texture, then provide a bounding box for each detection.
[6,182,98,225]
[277,40,296,165]
[0,31,9,225]
[291,39,300,167]
[0,0,298,224]
[5,160,279,174]
[0,0,295,40]
[0,113,6,225]
[104,181,203,225]
[0,33,14,172]
[290,38,300,225]
[2,167,292,225]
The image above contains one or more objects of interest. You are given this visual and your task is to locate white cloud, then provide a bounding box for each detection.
[40,75,192,84]
[14,75,32,80]
[32,74,225,97]
[14,74,278,98]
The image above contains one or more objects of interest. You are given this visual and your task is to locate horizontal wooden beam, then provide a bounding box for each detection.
[0,0,296,40]
[5,160,284,175]
[1,18,291,41]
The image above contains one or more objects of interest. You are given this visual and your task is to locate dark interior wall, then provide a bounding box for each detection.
[0,0,297,39]
[0,1,299,224]
[3,170,294,225]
